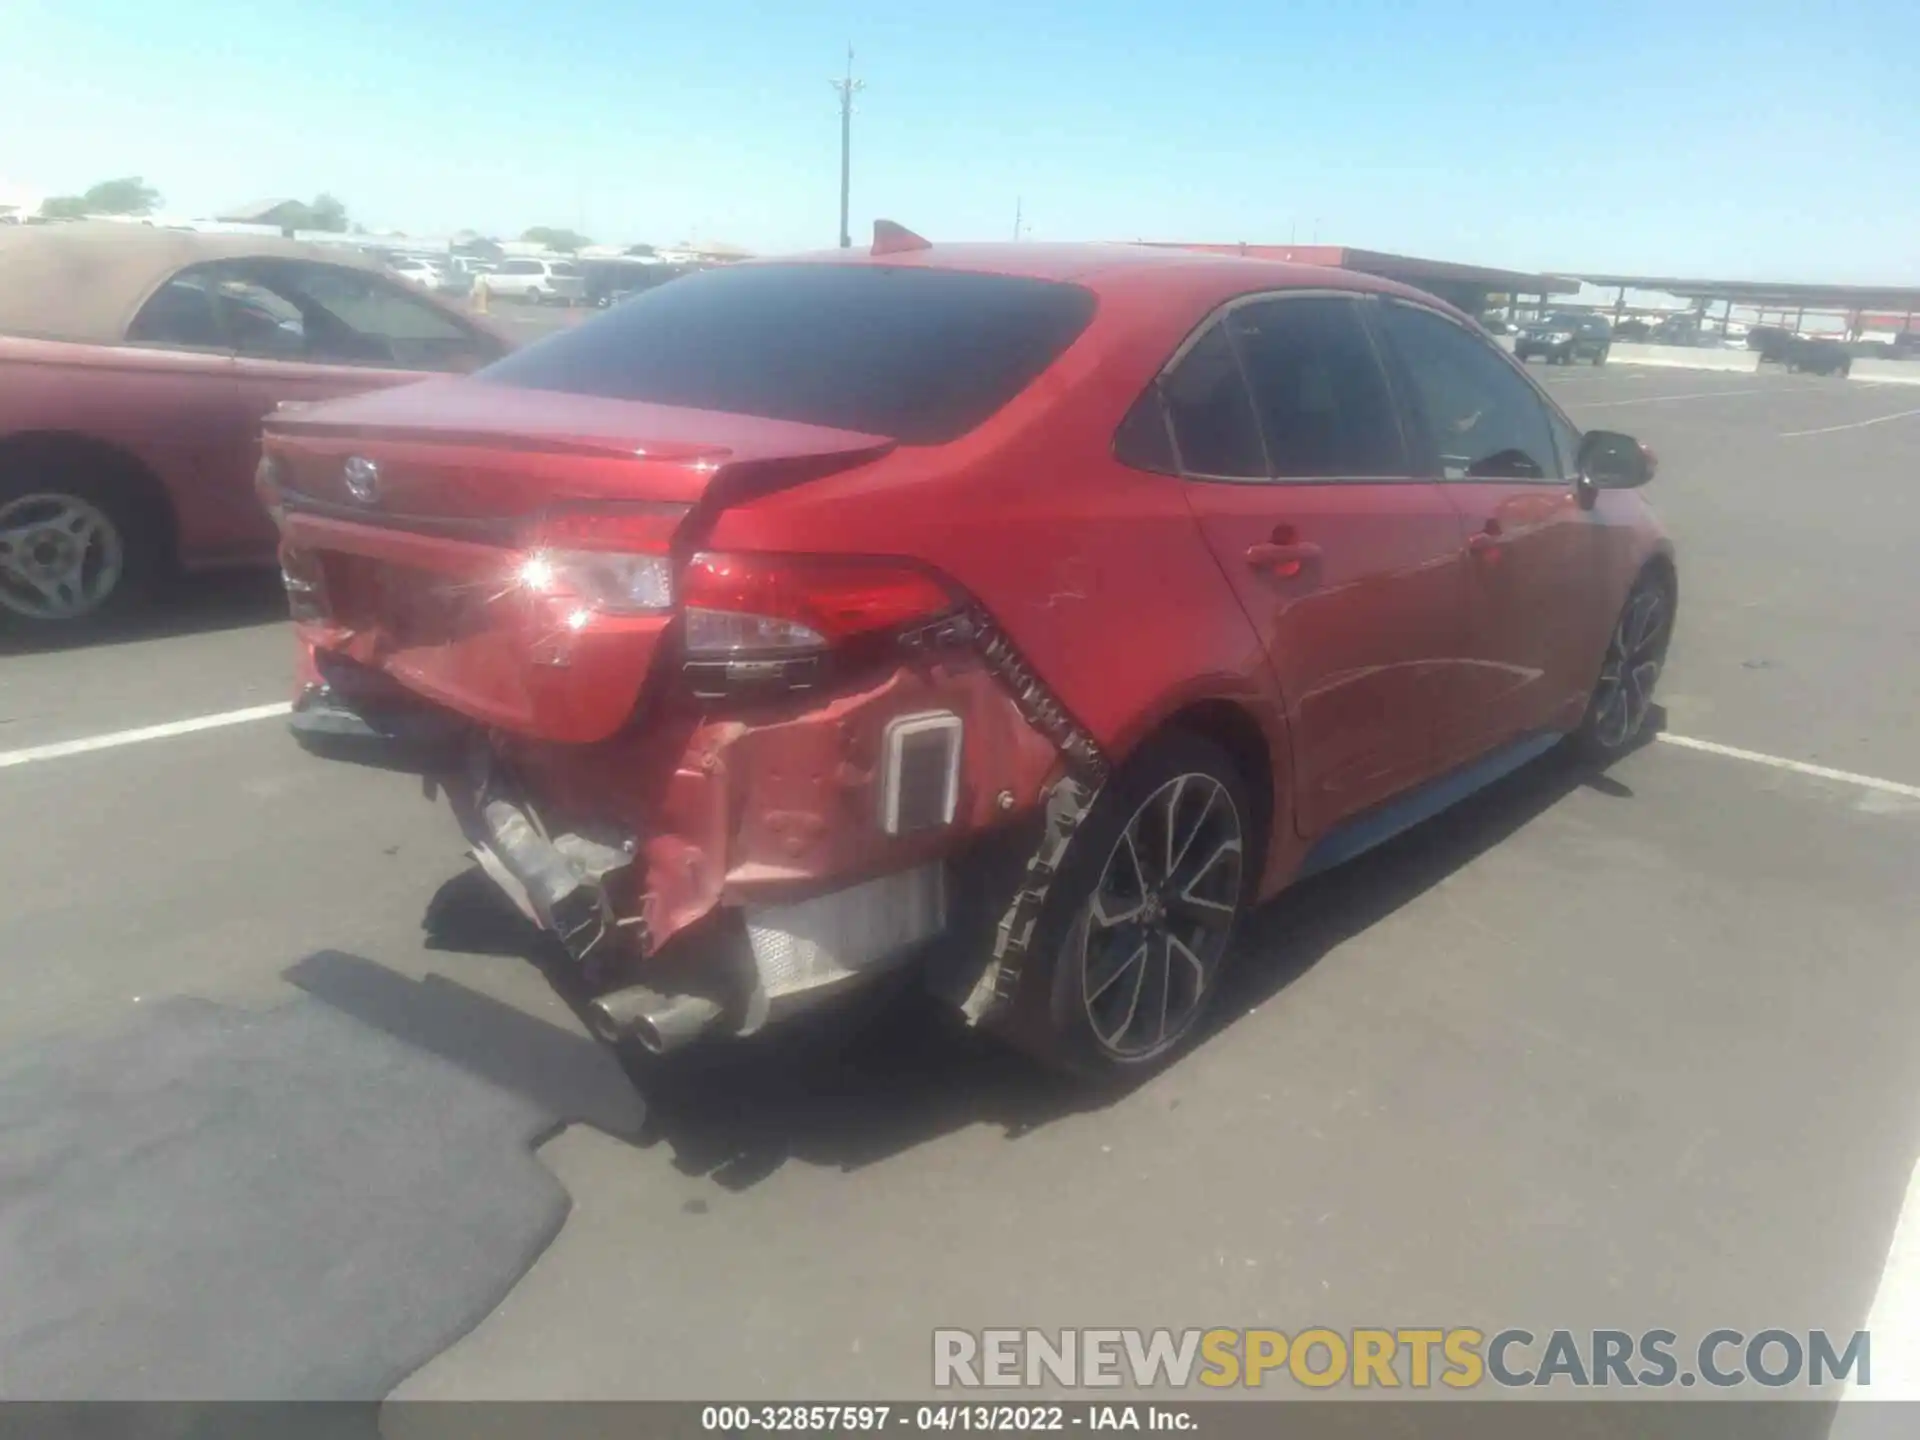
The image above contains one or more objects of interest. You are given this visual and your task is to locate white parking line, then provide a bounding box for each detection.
[1780,406,1920,437]
[1658,733,1920,800]
[0,702,292,771]
[1570,386,1814,408]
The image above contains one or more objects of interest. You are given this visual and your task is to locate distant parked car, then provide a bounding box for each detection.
[1748,326,1797,364]
[1516,312,1612,365]
[1613,319,1651,342]
[1781,336,1852,377]
[386,255,443,286]
[0,223,511,629]
[1650,317,1702,346]
[385,255,470,297]
[482,257,587,305]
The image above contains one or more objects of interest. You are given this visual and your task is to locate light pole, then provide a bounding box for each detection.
[830,46,864,248]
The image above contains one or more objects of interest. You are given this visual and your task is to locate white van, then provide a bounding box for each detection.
[481,257,586,305]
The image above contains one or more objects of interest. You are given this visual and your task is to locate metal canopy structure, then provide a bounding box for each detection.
[1572,273,1920,314]
[1136,242,1578,315]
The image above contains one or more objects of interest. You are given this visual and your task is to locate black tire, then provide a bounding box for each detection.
[996,732,1256,1079]
[0,463,163,633]
[1569,568,1675,763]
[1593,345,1609,366]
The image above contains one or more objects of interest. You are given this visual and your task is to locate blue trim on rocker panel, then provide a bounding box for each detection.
[1295,731,1566,881]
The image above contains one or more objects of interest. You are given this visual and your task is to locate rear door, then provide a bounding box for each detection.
[1370,298,1606,763]
[1161,292,1474,840]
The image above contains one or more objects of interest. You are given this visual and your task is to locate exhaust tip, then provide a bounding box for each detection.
[587,986,721,1055]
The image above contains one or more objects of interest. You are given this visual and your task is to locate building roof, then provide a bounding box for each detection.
[0,221,390,345]
[1573,273,1920,313]
[1136,242,1580,296]
[215,198,306,224]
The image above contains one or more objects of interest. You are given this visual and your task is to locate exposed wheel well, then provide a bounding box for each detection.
[1159,699,1278,876]
[0,432,178,571]
[1641,551,1678,616]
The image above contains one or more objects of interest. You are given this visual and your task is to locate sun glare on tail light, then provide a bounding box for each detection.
[679,552,958,655]
[515,548,673,615]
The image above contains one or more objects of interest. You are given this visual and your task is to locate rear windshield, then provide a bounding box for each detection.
[477,262,1099,444]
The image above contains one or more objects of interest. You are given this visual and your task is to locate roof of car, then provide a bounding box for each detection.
[778,238,1357,281]
[764,238,1452,310]
[0,221,392,346]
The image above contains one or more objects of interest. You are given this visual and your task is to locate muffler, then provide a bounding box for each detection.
[587,984,723,1055]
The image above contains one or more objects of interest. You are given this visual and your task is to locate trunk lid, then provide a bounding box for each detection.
[268,377,895,744]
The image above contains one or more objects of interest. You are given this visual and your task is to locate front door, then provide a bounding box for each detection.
[1161,293,1474,840]
[1370,298,1606,761]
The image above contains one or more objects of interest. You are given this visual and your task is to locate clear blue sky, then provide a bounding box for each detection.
[3,0,1916,282]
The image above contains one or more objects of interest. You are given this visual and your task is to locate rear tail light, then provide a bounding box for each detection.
[518,506,681,617]
[280,544,331,623]
[679,551,962,700]
[256,454,285,525]
[679,553,957,654]
[515,510,964,699]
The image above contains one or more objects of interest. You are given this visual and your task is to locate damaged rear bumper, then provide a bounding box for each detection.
[289,640,1076,1053]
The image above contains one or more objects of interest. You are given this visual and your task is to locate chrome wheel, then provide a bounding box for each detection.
[0,491,126,622]
[1589,581,1671,751]
[1080,773,1243,1060]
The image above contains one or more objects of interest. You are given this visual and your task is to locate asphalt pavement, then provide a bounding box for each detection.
[1,364,1917,1414]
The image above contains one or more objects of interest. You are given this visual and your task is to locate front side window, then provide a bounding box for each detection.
[1227,296,1407,478]
[1374,301,1560,481]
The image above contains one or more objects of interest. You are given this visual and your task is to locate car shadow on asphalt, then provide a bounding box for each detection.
[288,725,1659,1193]
[0,568,286,655]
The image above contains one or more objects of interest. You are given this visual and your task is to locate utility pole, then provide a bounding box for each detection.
[1014,196,1023,241]
[830,45,864,248]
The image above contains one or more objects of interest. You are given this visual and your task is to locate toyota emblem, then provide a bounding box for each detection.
[343,456,381,504]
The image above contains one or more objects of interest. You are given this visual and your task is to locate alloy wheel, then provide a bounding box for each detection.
[1080,773,1243,1060]
[1589,582,1671,751]
[0,491,126,622]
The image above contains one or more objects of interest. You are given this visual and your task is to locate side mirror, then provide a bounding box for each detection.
[1578,429,1656,490]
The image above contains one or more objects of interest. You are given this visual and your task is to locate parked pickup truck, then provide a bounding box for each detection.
[0,222,509,631]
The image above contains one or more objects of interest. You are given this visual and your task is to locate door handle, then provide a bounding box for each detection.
[1466,519,1504,558]
[1245,541,1321,577]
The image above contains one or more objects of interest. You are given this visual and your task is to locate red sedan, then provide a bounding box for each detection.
[265,228,1675,1077]
[0,223,509,630]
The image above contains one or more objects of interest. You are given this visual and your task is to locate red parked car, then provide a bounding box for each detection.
[266,228,1675,1077]
[0,222,509,630]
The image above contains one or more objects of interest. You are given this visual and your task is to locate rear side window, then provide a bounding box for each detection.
[1159,323,1266,479]
[1227,296,1406,477]
[480,263,1098,445]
